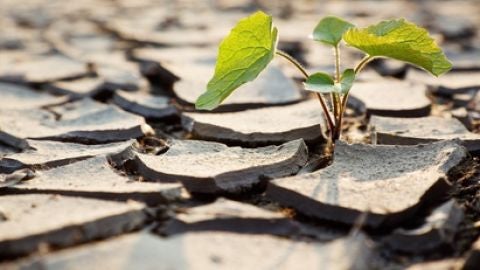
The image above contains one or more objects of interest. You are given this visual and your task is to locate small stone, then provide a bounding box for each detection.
[0,55,89,84]
[182,99,326,146]
[266,141,467,228]
[0,99,151,148]
[382,200,464,253]
[3,156,183,205]
[161,198,341,240]
[0,140,133,174]
[113,90,178,120]
[114,139,308,194]
[0,194,146,259]
[349,79,431,117]
[10,232,374,270]
[370,116,480,154]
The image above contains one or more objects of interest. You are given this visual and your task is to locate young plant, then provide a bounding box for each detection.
[195,11,452,148]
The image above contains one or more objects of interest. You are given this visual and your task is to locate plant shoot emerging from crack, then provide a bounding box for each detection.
[195,11,452,149]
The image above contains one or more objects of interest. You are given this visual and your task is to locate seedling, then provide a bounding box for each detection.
[195,11,451,148]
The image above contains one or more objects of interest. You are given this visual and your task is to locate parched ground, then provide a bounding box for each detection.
[1,0,480,269]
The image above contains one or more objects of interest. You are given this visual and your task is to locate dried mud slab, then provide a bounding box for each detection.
[446,49,480,71]
[0,99,152,148]
[95,64,149,92]
[464,237,480,270]
[46,77,105,98]
[0,144,16,158]
[113,90,178,120]
[349,80,431,117]
[0,55,89,84]
[101,11,232,47]
[406,259,464,270]
[433,16,476,41]
[0,82,65,109]
[161,198,341,240]
[182,99,326,146]
[172,63,303,111]
[266,141,467,228]
[382,200,464,253]
[132,48,302,110]
[9,232,374,270]
[407,69,480,94]
[131,47,217,65]
[370,116,480,154]
[0,140,132,174]
[130,47,213,89]
[0,194,146,259]
[118,139,308,194]
[2,156,183,205]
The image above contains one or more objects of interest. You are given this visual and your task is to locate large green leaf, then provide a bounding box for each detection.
[304,69,355,94]
[312,16,354,46]
[195,11,278,110]
[343,19,452,76]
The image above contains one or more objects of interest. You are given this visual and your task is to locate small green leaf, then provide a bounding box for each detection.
[304,72,335,93]
[195,11,278,110]
[339,69,355,94]
[343,19,452,76]
[304,70,355,94]
[312,16,354,46]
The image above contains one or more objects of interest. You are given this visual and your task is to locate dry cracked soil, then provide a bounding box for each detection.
[1,0,480,269]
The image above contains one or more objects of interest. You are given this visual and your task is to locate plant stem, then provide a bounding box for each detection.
[275,50,309,78]
[354,55,375,74]
[331,45,342,140]
[275,49,335,137]
[334,45,341,82]
[342,55,375,108]
[315,93,335,138]
[335,55,376,140]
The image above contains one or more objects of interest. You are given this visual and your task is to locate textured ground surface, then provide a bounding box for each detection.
[0,0,480,269]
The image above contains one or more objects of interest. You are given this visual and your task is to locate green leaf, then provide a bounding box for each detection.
[343,19,452,76]
[312,16,354,46]
[339,69,355,94]
[304,72,335,93]
[304,70,355,94]
[195,11,278,110]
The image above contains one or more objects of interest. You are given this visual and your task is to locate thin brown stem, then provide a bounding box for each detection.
[330,45,344,140]
[334,45,341,81]
[334,55,376,139]
[275,50,309,78]
[354,55,375,74]
[315,93,335,137]
[276,49,336,137]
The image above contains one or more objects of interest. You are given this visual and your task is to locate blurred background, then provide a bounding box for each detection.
[0,0,479,130]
